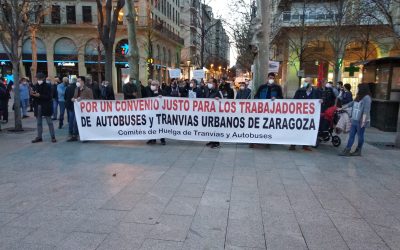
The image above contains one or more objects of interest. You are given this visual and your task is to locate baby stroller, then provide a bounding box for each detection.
[315,106,341,147]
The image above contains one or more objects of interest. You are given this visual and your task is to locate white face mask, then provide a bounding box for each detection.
[76,82,81,88]
[326,83,332,88]
[268,79,274,84]
[189,83,194,88]
[240,86,245,90]
[150,85,157,91]
[207,83,214,89]
[37,80,43,85]
[303,82,308,88]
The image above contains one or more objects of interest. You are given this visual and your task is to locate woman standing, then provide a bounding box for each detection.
[339,83,372,157]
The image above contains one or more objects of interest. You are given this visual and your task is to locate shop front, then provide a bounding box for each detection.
[85,39,105,84]
[22,38,48,78]
[53,38,79,78]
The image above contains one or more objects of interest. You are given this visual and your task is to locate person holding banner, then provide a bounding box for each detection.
[187,79,204,99]
[122,78,138,100]
[67,76,93,142]
[144,80,166,145]
[219,77,235,99]
[235,82,252,99]
[205,79,223,149]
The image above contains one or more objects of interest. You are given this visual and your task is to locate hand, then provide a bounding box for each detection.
[76,97,81,102]
[319,99,323,103]
[215,97,219,100]
[271,97,276,101]
[158,95,162,98]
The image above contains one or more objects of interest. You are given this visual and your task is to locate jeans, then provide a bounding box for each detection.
[59,102,65,126]
[346,123,366,150]
[68,110,78,136]
[36,105,55,139]
[52,99,58,119]
[20,99,29,116]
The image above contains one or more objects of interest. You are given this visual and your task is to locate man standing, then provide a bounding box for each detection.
[100,81,115,100]
[57,77,69,129]
[254,72,283,100]
[122,78,138,100]
[144,80,166,145]
[31,73,56,143]
[289,77,321,151]
[0,77,10,123]
[320,81,336,112]
[219,77,234,99]
[67,76,93,142]
[65,77,77,139]
[20,77,30,118]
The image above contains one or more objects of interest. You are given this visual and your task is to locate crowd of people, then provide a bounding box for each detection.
[0,71,372,156]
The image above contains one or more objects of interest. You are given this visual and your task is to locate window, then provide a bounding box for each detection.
[51,5,61,24]
[82,6,92,23]
[66,6,76,24]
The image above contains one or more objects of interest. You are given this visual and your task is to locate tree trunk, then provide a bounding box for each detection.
[104,47,113,83]
[126,0,141,97]
[97,40,102,83]
[12,60,22,131]
[396,108,400,147]
[31,28,38,79]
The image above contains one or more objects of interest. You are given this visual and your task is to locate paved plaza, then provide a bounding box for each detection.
[0,112,400,250]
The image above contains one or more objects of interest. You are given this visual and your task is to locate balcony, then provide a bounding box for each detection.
[136,16,185,45]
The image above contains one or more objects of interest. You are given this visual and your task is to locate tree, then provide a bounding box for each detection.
[96,0,125,84]
[0,0,46,131]
[125,0,140,96]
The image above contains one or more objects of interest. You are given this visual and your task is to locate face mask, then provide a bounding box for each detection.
[268,79,274,84]
[76,82,81,88]
[207,83,213,89]
[150,85,157,91]
[37,80,43,85]
[326,83,332,88]
[240,86,245,90]
[303,82,308,88]
[190,83,194,88]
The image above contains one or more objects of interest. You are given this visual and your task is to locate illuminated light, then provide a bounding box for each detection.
[328,72,334,80]
[57,62,76,67]
[358,73,363,79]
[121,44,129,55]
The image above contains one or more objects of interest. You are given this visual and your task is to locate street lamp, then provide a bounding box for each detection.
[186,60,191,80]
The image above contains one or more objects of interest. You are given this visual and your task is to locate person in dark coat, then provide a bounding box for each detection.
[139,80,146,98]
[31,73,56,143]
[122,78,138,100]
[87,78,101,100]
[0,77,10,123]
[144,80,166,145]
[205,79,223,149]
[289,78,321,151]
[254,72,283,100]
[219,77,234,99]
[236,82,252,99]
[100,81,115,100]
[187,79,204,98]
[320,81,336,112]
[65,78,77,137]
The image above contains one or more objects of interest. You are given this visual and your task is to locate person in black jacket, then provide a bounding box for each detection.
[65,78,77,137]
[320,81,336,112]
[31,73,56,143]
[254,72,283,100]
[219,77,234,99]
[144,80,166,145]
[205,79,223,149]
[122,78,138,100]
[236,82,252,99]
[100,81,115,100]
[0,77,10,123]
[187,79,204,98]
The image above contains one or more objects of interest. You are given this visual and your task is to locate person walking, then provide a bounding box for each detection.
[235,82,251,99]
[67,76,93,142]
[205,79,223,149]
[289,78,321,151]
[339,83,372,157]
[122,78,138,100]
[144,80,166,145]
[31,73,56,143]
[19,77,30,118]
[57,77,68,129]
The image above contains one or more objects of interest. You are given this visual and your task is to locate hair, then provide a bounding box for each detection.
[268,72,275,78]
[152,80,160,85]
[36,72,45,80]
[355,83,371,102]
[337,81,343,86]
[344,83,351,91]
[78,76,86,83]
[212,78,218,85]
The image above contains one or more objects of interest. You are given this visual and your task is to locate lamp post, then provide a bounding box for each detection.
[186,60,191,80]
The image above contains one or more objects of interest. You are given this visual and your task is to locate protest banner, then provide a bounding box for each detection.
[74,97,321,145]
[193,69,205,80]
[168,69,181,78]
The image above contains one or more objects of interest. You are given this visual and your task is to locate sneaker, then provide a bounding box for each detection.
[160,139,166,145]
[32,137,43,143]
[67,136,78,142]
[58,124,63,129]
[146,140,156,145]
[51,138,57,143]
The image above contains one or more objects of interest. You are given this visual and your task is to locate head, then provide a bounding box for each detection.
[71,77,77,84]
[325,81,333,88]
[46,77,53,84]
[62,77,69,85]
[239,82,246,90]
[148,79,153,86]
[344,83,351,92]
[190,79,198,88]
[355,83,371,101]
[150,80,160,92]
[20,77,28,85]
[76,76,86,88]
[130,78,136,84]
[267,73,275,84]
[337,81,343,88]
[54,77,60,83]
[36,72,45,85]
[221,77,227,84]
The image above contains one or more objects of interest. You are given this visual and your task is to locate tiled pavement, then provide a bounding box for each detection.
[0,113,400,250]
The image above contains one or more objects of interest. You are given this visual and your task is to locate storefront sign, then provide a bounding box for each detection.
[168,69,181,78]
[57,62,76,67]
[74,98,321,145]
[193,70,205,80]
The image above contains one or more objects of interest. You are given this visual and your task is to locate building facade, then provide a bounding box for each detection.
[269,0,400,97]
[0,0,184,92]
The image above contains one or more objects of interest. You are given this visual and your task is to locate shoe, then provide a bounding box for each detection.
[51,138,57,143]
[249,144,254,148]
[289,145,296,151]
[22,115,29,118]
[206,142,213,147]
[32,137,43,143]
[58,124,63,129]
[350,148,362,156]
[51,118,57,120]
[339,148,351,156]
[302,146,312,151]
[211,143,220,149]
[146,140,156,145]
[67,136,78,142]
[265,144,270,149]
[160,139,166,145]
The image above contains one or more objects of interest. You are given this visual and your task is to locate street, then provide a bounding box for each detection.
[0,113,400,250]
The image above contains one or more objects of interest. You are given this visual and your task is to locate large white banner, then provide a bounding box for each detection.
[74,98,321,145]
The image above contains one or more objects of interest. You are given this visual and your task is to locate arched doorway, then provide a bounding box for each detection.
[22,38,47,78]
[54,37,79,77]
[115,39,129,93]
[85,39,105,84]
[0,43,12,77]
